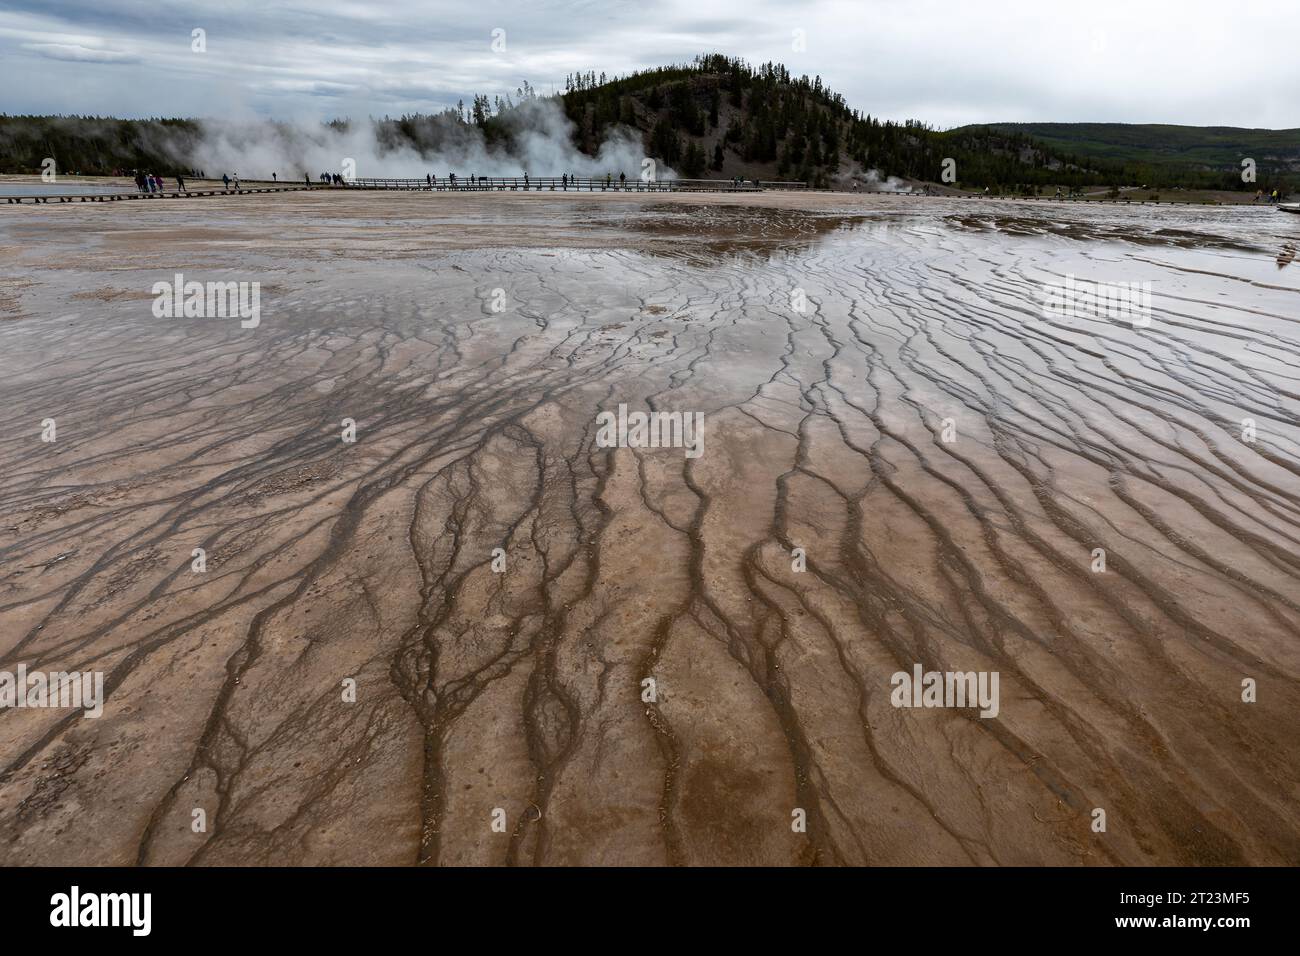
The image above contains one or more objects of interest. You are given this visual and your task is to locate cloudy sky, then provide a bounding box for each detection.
[3,0,1298,129]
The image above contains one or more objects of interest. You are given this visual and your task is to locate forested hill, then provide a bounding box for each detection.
[557,54,1118,190]
[557,57,1294,190]
[0,115,203,177]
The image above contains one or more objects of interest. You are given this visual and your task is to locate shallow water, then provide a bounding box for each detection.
[0,183,136,197]
[0,191,1297,865]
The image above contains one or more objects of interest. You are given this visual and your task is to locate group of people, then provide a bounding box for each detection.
[416,172,647,190]
[1255,188,1285,204]
[132,168,379,193]
[134,170,181,193]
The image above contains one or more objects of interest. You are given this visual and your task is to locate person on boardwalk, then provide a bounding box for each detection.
[272,172,277,182]
[222,173,230,190]
[619,171,626,188]
[177,174,186,192]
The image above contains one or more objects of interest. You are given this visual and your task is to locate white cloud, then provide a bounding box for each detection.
[0,0,1296,127]
[21,42,140,64]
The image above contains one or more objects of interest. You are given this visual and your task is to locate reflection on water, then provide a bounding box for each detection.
[596,201,870,260]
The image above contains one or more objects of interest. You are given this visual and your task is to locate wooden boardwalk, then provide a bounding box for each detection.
[4,184,322,205]
[6,182,1273,208]
[343,176,806,193]
[3,177,811,205]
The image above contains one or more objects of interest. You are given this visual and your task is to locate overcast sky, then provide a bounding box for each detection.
[3,0,1297,129]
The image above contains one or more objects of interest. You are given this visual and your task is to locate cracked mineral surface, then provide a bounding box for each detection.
[1,189,1297,865]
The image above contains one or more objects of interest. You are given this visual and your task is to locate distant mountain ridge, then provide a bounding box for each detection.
[961,122,1300,175]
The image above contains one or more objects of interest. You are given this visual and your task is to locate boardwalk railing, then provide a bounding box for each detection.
[2,177,816,206]
[3,184,324,204]
[342,176,808,192]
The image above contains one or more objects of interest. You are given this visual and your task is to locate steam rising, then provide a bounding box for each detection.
[193,99,668,180]
[856,168,913,193]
